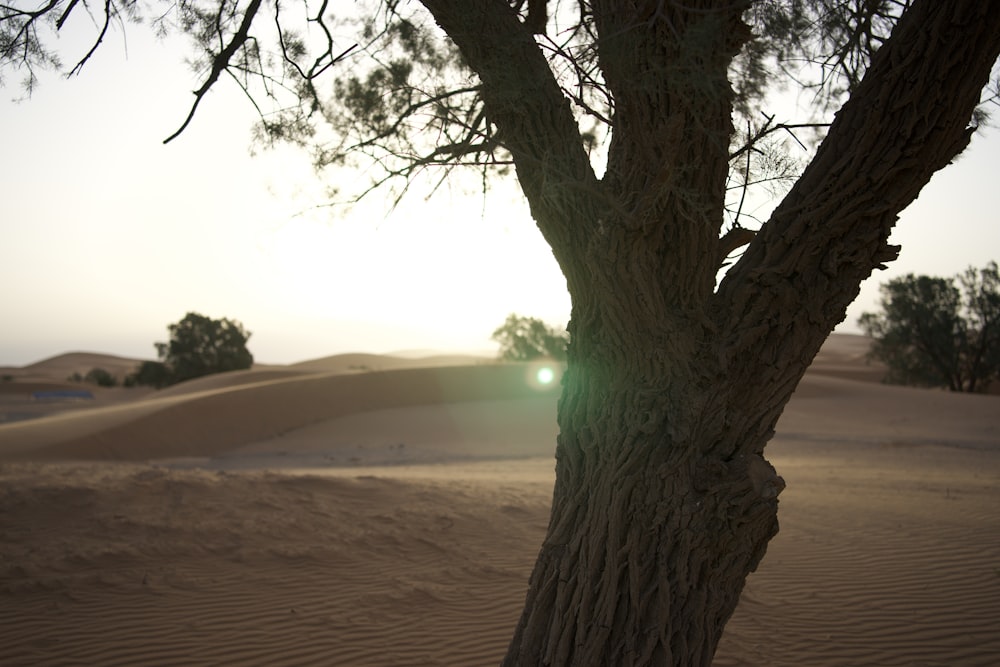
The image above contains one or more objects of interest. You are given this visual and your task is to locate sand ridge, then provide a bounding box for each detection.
[0,361,562,462]
[0,462,552,667]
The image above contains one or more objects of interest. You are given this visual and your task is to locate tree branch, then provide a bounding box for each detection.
[67,0,115,77]
[417,0,601,274]
[715,0,1000,423]
[728,114,829,161]
[54,0,79,30]
[163,0,265,143]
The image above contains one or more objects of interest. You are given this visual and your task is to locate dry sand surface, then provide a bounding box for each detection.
[1,334,998,666]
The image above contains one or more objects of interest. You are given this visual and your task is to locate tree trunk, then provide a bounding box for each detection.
[502,265,784,666]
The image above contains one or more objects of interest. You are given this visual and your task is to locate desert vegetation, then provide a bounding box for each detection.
[68,367,118,387]
[860,262,1000,393]
[126,312,253,388]
[492,314,568,362]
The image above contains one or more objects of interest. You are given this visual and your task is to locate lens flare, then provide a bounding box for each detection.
[525,362,562,391]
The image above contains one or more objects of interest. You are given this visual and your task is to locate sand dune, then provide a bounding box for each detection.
[716,439,1000,666]
[781,373,999,448]
[289,351,493,373]
[0,362,561,462]
[1,334,999,666]
[2,444,997,667]
[0,351,146,384]
[0,462,552,667]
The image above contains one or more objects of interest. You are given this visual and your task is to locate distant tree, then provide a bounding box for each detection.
[83,367,117,387]
[492,314,568,362]
[155,312,254,384]
[125,361,173,389]
[859,262,1000,393]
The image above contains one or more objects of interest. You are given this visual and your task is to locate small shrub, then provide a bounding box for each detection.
[126,361,172,389]
[84,368,117,387]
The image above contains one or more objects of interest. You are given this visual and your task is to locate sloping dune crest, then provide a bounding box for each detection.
[0,362,561,462]
[0,351,146,382]
[2,336,995,464]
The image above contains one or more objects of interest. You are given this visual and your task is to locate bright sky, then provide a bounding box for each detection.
[2,27,998,366]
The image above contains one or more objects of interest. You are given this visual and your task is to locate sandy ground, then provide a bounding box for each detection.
[1,334,998,666]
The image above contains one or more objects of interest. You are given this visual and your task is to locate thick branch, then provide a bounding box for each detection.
[417,0,601,277]
[591,1,754,309]
[714,0,1000,452]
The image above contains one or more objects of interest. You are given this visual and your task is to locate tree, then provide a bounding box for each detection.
[155,312,253,384]
[492,314,568,362]
[4,1,1000,664]
[125,360,173,389]
[860,263,1000,393]
[84,367,118,387]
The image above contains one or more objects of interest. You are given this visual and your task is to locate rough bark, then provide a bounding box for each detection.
[417,1,1000,665]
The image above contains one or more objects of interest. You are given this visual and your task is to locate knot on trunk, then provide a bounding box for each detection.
[692,453,785,501]
[717,226,756,267]
[746,454,785,499]
[873,242,902,270]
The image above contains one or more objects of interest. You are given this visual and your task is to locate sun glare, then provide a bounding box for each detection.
[526,363,562,391]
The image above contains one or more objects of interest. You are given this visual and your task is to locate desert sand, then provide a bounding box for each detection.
[1,334,998,666]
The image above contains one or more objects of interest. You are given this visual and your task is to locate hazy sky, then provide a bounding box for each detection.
[2,27,998,366]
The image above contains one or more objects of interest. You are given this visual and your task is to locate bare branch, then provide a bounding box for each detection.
[67,0,115,76]
[54,0,79,29]
[164,0,265,143]
[729,114,829,161]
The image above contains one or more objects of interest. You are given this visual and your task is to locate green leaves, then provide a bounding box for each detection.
[154,311,254,385]
[492,313,568,362]
[859,262,1000,392]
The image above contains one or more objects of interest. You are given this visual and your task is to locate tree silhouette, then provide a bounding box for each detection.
[4,1,1000,664]
[126,360,173,389]
[83,367,117,387]
[492,313,568,362]
[860,262,1000,393]
[155,312,253,385]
